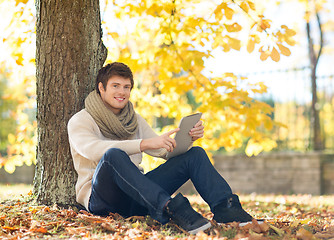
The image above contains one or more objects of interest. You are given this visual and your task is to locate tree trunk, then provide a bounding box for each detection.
[34,0,107,205]
[306,10,323,151]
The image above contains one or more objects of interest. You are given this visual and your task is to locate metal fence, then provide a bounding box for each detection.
[241,66,334,152]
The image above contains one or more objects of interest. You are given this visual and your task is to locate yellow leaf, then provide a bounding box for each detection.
[147,3,163,16]
[4,161,16,174]
[270,47,280,62]
[13,52,24,66]
[228,37,241,50]
[281,25,296,36]
[240,2,249,13]
[258,19,271,32]
[277,43,291,56]
[108,32,119,39]
[262,19,271,29]
[259,46,270,61]
[264,119,273,131]
[300,218,312,224]
[214,3,234,20]
[247,39,255,53]
[214,3,225,20]
[15,0,29,6]
[247,0,256,10]
[225,6,234,20]
[262,138,277,151]
[285,37,296,46]
[222,42,231,52]
[131,221,140,228]
[245,140,262,156]
[224,23,242,32]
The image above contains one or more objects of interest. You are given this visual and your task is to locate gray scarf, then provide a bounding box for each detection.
[85,90,138,140]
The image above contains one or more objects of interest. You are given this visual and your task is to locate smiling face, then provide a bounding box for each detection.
[98,76,132,115]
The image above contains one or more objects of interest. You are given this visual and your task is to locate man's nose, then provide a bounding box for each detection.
[118,87,127,94]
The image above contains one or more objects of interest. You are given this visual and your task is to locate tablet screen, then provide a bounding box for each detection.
[166,113,202,159]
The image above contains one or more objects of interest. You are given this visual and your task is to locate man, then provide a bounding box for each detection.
[67,62,255,234]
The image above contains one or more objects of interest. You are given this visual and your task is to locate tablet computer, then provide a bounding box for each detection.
[166,112,202,159]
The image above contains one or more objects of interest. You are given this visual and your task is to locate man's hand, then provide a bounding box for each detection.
[189,120,204,141]
[140,128,180,152]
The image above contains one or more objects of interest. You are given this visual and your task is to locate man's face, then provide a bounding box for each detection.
[99,76,132,115]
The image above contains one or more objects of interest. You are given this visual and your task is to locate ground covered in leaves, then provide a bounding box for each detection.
[0,191,333,239]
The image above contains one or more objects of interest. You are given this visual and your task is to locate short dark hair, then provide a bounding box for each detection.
[96,62,134,95]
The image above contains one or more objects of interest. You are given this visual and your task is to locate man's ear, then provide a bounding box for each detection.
[98,82,105,93]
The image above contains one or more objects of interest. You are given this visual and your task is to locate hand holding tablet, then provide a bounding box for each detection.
[166,113,202,159]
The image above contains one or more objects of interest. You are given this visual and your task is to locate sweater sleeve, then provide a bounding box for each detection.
[67,110,142,163]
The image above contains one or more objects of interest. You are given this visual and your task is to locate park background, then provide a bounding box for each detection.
[0,0,334,239]
[0,0,334,197]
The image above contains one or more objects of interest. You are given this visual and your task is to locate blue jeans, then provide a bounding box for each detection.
[88,146,232,224]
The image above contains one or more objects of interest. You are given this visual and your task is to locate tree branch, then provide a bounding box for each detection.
[315,11,323,67]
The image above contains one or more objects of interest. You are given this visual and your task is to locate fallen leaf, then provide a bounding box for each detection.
[269,224,285,236]
[296,228,314,240]
[2,226,19,232]
[30,226,48,234]
[251,219,263,233]
[101,222,116,232]
[259,221,270,233]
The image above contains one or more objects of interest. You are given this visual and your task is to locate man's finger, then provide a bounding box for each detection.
[164,128,180,137]
[194,120,202,128]
[164,140,174,152]
[165,136,177,148]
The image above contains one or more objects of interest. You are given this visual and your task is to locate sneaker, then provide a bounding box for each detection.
[213,194,254,226]
[165,193,211,234]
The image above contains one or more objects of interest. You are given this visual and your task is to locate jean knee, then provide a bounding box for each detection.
[189,146,206,156]
[93,148,129,184]
[188,146,211,163]
[102,148,128,164]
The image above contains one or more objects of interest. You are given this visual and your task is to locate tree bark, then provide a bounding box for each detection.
[34,0,107,205]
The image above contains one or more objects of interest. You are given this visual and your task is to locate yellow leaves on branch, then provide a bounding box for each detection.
[3,113,37,173]
[257,24,296,62]
[0,0,36,173]
[245,138,277,157]
[259,46,280,62]
[239,0,256,13]
[257,18,272,32]
[15,0,29,6]
[1,0,294,173]
[214,2,234,20]
[239,0,297,62]
[277,25,296,46]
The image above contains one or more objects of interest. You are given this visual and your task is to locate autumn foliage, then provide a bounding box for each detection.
[0,0,299,172]
[0,193,333,239]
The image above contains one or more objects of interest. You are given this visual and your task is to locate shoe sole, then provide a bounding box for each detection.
[188,222,212,234]
[217,219,265,227]
[239,219,265,226]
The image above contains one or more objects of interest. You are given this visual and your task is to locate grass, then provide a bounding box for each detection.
[0,184,333,239]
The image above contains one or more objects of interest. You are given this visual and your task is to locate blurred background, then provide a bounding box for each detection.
[0,0,333,196]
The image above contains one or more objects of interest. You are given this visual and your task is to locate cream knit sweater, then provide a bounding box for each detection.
[67,109,167,210]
